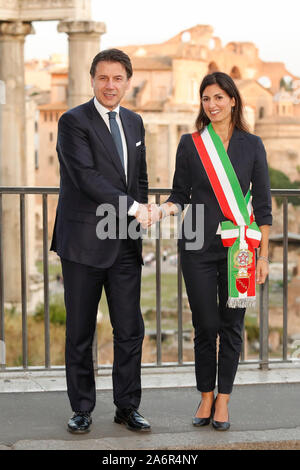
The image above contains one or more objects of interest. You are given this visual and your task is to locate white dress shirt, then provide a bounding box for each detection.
[93,97,139,216]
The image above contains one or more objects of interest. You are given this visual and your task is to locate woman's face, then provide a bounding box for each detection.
[201,84,235,125]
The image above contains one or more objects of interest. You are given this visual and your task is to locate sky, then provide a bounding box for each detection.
[24,0,300,77]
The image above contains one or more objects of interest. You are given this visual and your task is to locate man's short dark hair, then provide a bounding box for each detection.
[90,48,133,79]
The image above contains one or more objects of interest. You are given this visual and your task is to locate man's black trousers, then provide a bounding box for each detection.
[61,239,144,413]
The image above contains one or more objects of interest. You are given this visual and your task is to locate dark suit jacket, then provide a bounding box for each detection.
[167,127,272,253]
[50,98,148,268]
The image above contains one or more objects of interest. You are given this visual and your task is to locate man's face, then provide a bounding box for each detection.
[91,60,131,110]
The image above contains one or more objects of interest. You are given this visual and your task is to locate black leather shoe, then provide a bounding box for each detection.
[212,404,230,431]
[212,418,230,431]
[192,399,214,427]
[192,415,211,427]
[67,412,92,434]
[114,408,151,432]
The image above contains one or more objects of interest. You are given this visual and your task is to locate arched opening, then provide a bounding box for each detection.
[230,66,242,79]
[257,76,272,89]
[259,107,265,119]
[208,61,219,73]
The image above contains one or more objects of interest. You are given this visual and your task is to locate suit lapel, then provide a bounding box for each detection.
[88,100,127,185]
[120,107,137,190]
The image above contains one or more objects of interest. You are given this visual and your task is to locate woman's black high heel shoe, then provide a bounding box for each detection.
[192,398,215,427]
[212,398,230,431]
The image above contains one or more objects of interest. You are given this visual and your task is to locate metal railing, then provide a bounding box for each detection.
[0,187,299,372]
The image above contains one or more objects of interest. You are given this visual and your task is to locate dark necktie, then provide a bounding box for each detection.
[108,111,124,169]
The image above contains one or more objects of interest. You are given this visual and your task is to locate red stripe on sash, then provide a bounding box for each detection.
[247,248,256,297]
[192,132,237,225]
[222,237,238,247]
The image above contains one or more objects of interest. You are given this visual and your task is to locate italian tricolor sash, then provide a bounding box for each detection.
[192,123,262,308]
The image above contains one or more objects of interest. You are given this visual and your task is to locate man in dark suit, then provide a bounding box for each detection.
[50,49,151,433]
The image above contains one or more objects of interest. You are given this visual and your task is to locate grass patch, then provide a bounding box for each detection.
[36,260,62,281]
[34,294,66,325]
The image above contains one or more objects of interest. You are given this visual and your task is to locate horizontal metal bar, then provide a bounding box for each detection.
[0,187,299,196]
[0,187,59,194]
[270,189,300,196]
[1,358,299,374]
[0,187,172,196]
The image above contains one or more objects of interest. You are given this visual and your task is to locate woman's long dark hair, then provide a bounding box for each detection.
[195,72,249,133]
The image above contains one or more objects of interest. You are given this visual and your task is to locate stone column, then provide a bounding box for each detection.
[168,124,178,188]
[0,21,34,303]
[57,21,106,109]
[0,21,34,185]
[145,124,159,188]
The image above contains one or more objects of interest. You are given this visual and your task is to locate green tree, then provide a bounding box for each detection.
[279,77,293,91]
[269,167,300,206]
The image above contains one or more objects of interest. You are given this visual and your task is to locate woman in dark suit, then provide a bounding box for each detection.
[153,72,272,430]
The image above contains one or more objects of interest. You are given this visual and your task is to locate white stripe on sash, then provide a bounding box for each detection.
[246,228,262,241]
[247,198,252,216]
[201,128,247,226]
[221,228,239,239]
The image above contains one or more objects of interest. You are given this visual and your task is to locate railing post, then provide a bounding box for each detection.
[0,193,5,369]
[42,194,51,369]
[20,193,28,369]
[155,193,162,366]
[282,197,288,360]
[259,276,269,370]
[92,321,98,373]
[177,216,183,365]
[240,327,246,362]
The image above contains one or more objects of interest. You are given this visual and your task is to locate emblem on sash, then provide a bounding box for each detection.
[234,249,253,294]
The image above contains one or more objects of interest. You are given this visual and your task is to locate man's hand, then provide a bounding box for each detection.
[135,204,151,229]
[147,204,161,225]
[135,204,162,228]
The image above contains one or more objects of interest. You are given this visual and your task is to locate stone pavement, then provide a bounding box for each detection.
[0,364,300,450]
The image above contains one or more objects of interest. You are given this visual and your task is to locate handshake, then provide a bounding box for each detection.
[135,203,164,229]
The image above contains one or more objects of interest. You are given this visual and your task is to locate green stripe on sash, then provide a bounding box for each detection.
[207,123,250,225]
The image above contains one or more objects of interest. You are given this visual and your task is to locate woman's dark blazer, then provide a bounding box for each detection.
[166,127,272,253]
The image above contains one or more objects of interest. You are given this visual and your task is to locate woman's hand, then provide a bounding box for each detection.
[256,225,270,285]
[256,258,269,284]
